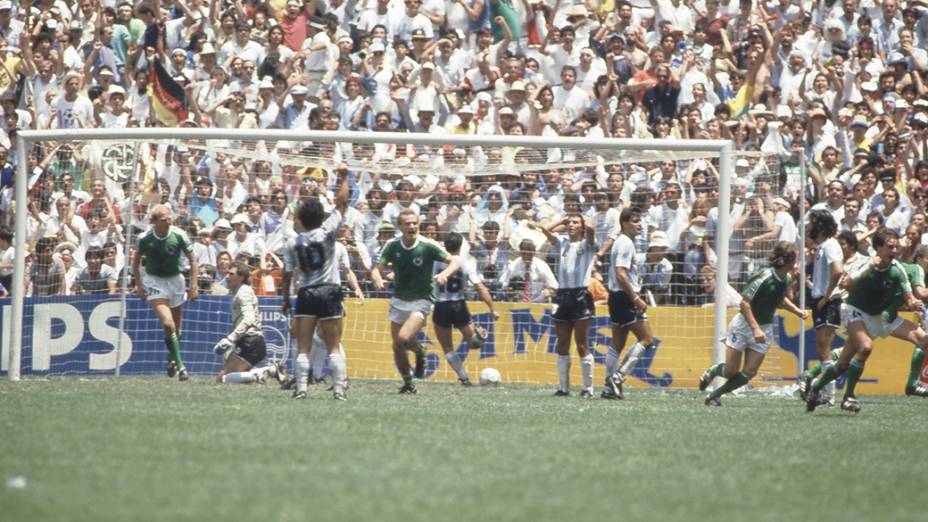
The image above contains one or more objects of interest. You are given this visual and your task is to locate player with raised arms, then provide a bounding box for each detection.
[529,213,597,398]
[602,207,655,400]
[133,204,198,381]
[700,241,807,406]
[280,167,350,400]
[371,208,461,394]
[806,228,927,413]
[213,262,286,385]
[432,232,499,386]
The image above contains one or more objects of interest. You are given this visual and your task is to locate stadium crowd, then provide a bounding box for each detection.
[0,0,927,306]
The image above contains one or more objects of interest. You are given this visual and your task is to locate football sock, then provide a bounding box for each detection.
[557,355,570,392]
[310,341,327,380]
[221,371,258,384]
[804,362,822,380]
[710,372,749,399]
[619,342,647,376]
[813,363,840,392]
[822,360,836,399]
[707,362,725,379]
[844,358,865,398]
[328,352,347,390]
[580,354,594,391]
[908,347,926,387]
[295,353,310,393]
[165,334,184,368]
[445,352,468,381]
[604,348,620,381]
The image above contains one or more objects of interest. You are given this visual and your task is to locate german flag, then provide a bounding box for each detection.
[149,59,188,127]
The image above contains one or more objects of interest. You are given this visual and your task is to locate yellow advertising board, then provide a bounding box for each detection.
[344,300,922,395]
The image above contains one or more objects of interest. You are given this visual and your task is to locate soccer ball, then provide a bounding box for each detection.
[479,367,501,386]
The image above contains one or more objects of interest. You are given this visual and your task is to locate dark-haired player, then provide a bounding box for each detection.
[603,207,655,400]
[432,232,499,386]
[133,204,198,381]
[701,241,807,406]
[799,209,843,405]
[530,213,597,398]
[213,262,286,384]
[807,228,927,413]
[371,208,461,394]
[281,167,350,400]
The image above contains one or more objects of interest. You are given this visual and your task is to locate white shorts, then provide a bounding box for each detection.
[723,313,775,354]
[841,303,904,339]
[388,298,434,326]
[142,273,187,309]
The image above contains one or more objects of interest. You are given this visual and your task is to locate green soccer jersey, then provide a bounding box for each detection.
[137,226,192,277]
[847,260,911,321]
[740,267,791,325]
[378,236,451,302]
[903,262,925,289]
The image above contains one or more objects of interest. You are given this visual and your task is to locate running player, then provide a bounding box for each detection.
[280,167,350,400]
[603,208,655,400]
[371,209,461,394]
[904,245,928,396]
[133,204,198,381]
[806,227,927,413]
[529,213,597,398]
[700,241,807,406]
[213,262,286,384]
[801,209,843,405]
[432,232,500,386]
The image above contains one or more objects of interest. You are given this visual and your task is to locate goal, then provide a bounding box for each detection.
[4,128,799,390]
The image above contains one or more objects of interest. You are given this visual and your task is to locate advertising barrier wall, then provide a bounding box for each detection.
[2,296,925,395]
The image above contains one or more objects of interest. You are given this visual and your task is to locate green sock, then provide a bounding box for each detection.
[710,372,750,398]
[707,363,725,378]
[165,334,184,369]
[845,359,865,398]
[907,347,926,388]
[831,349,841,361]
[812,364,840,392]
[805,363,822,380]
[403,374,415,385]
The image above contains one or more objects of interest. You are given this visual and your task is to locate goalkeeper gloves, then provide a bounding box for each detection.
[213,338,234,360]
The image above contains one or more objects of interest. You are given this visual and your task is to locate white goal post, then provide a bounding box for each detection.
[7,128,735,382]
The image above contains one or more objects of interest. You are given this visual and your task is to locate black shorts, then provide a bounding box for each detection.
[812,296,842,329]
[295,284,344,319]
[433,300,472,329]
[552,288,594,323]
[608,290,647,327]
[234,334,267,366]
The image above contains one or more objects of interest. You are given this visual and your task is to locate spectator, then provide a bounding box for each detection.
[498,239,558,303]
[73,246,117,295]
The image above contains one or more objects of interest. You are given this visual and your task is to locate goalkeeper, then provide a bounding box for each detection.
[213,262,286,385]
[432,232,499,386]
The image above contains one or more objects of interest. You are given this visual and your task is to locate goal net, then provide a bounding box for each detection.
[4,129,797,390]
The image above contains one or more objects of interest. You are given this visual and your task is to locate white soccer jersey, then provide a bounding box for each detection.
[556,236,596,289]
[812,237,842,298]
[283,210,343,288]
[433,256,482,303]
[227,284,261,343]
[608,234,641,293]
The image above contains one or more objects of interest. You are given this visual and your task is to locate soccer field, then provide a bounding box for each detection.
[2,378,925,522]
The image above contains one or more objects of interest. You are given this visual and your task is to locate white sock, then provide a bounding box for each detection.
[445,352,468,380]
[339,343,346,359]
[580,354,594,392]
[557,355,570,392]
[221,371,257,384]
[309,342,327,380]
[295,353,310,393]
[328,352,347,390]
[619,342,646,376]
[822,360,836,399]
[604,348,620,381]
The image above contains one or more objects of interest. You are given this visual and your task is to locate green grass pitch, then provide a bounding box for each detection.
[2,378,925,522]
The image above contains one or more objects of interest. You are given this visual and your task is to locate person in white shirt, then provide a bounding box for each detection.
[529,213,597,398]
[227,213,267,259]
[551,65,592,123]
[53,72,94,129]
[302,18,334,98]
[499,239,558,303]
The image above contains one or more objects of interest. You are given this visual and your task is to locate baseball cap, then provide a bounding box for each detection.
[369,41,385,53]
[199,43,216,55]
[231,214,249,226]
[291,85,309,96]
[411,29,429,40]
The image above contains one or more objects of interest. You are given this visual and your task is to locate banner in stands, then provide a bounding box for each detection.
[1,296,924,395]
